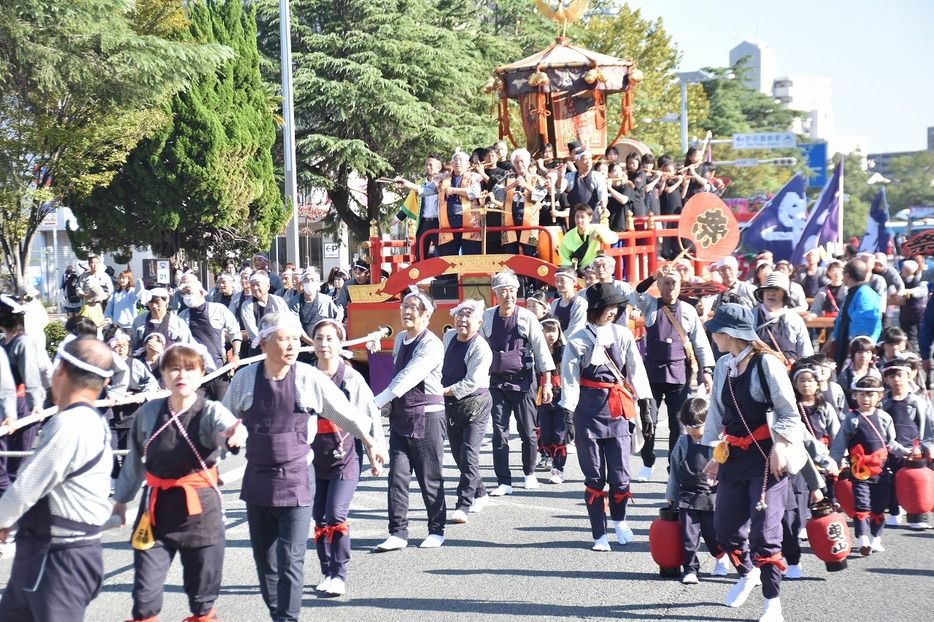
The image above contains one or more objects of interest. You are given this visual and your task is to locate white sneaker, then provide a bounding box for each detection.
[469,495,488,513]
[315,576,332,593]
[549,468,564,484]
[419,534,445,548]
[374,535,408,552]
[909,521,932,530]
[524,474,540,489]
[488,484,513,497]
[784,563,802,579]
[870,536,885,553]
[567,441,577,454]
[797,527,808,541]
[450,509,469,524]
[712,555,730,576]
[725,567,761,608]
[886,514,902,526]
[325,577,345,596]
[614,520,634,544]
[592,535,611,551]
[760,597,783,622]
[681,571,699,584]
[858,535,872,556]
[635,465,653,482]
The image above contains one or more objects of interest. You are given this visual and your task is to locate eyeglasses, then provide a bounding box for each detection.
[400,303,423,312]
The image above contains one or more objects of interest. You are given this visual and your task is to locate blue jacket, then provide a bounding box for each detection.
[832,284,881,343]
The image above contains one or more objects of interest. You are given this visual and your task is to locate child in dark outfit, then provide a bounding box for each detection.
[665,397,730,584]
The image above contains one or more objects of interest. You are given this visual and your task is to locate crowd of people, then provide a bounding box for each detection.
[0,145,932,622]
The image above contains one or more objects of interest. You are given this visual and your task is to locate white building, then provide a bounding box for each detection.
[772,75,834,141]
[729,41,775,95]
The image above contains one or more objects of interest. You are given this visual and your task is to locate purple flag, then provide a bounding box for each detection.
[741,173,807,262]
[859,187,890,254]
[791,161,843,265]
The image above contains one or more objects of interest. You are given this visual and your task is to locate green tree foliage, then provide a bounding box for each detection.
[886,152,934,213]
[255,0,516,242]
[694,63,803,199]
[69,0,283,263]
[839,151,875,243]
[575,1,707,157]
[0,0,232,286]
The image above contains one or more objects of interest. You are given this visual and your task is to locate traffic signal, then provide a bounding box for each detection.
[771,158,797,166]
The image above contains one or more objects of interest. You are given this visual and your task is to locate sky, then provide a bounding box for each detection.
[621,0,934,154]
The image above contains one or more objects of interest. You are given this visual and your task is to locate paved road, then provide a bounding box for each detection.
[2,417,933,621]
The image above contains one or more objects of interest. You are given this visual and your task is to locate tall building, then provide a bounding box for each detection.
[772,75,834,141]
[729,41,775,95]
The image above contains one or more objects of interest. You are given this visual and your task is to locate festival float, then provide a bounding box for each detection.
[343,1,739,361]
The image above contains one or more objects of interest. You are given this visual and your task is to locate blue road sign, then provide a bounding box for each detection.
[800,142,828,188]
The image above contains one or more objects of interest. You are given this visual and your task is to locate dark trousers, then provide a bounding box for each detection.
[780,473,809,566]
[680,508,722,573]
[0,541,103,622]
[387,413,447,539]
[852,476,890,538]
[576,433,631,539]
[439,234,481,257]
[538,403,568,472]
[132,539,224,619]
[313,478,358,581]
[415,217,440,261]
[715,475,788,599]
[642,382,689,467]
[501,242,538,257]
[202,375,230,402]
[901,319,920,353]
[490,386,539,485]
[447,402,491,512]
[246,503,313,622]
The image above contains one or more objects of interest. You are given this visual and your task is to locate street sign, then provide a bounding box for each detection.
[41,211,57,227]
[732,132,797,150]
[323,243,340,258]
[156,260,170,285]
[799,142,828,187]
[734,159,760,167]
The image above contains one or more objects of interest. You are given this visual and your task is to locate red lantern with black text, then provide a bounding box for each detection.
[805,502,850,571]
[834,470,856,519]
[895,458,934,515]
[649,507,682,577]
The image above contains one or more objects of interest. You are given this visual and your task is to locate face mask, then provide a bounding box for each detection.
[303,282,316,295]
[182,294,196,308]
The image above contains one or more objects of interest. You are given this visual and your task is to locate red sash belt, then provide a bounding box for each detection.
[724,424,770,450]
[15,383,24,399]
[579,378,636,420]
[317,418,343,435]
[145,466,218,525]
[850,444,887,480]
[314,521,349,543]
[613,490,632,505]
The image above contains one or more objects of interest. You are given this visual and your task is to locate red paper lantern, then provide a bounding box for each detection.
[834,470,856,519]
[806,502,851,571]
[649,508,682,577]
[895,459,934,515]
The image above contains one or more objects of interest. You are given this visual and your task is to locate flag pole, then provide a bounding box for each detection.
[837,155,844,254]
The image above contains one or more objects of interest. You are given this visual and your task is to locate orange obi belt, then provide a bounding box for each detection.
[145,466,218,525]
[724,424,770,450]
[15,383,25,398]
[579,378,635,420]
[317,418,344,435]
[850,443,887,480]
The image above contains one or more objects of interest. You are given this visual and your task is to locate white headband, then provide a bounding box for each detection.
[57,348,114,379]
[850,382,884,393]
[252,314,303,349]
[403,290,435,314]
